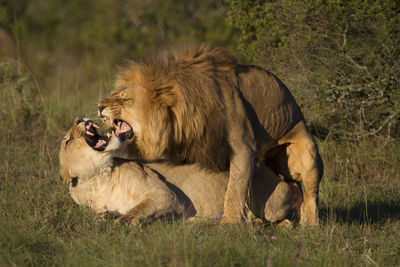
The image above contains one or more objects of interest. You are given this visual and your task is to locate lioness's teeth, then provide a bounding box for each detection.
[107,132,111,138]
[86,131,94,136]
[92,123,99,128]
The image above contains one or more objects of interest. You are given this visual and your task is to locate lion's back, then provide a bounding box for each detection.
[237,65,305,143]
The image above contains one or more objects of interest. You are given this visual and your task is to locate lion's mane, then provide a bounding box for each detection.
[111,44,241,170]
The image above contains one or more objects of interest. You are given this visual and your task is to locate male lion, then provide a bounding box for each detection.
[98,44,323,225]
[59,118,302,225]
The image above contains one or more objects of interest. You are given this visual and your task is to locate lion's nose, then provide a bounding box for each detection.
[98,105,106,114]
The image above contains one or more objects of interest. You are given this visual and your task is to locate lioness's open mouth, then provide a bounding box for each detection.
[83,120,109,151]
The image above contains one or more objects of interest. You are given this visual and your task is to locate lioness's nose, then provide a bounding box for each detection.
[98,105,106,114]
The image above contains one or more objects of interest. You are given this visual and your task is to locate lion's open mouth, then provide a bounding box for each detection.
[84,121,109,151]
[105,119,133,141]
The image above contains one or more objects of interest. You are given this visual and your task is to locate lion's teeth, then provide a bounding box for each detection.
[86,131,94,136]
[92,123,99,128]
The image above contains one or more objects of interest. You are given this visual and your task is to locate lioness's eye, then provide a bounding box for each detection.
[71,177,78,187]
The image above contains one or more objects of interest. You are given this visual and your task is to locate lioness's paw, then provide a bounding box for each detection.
[115,215,140,226]
[277,219,293,228]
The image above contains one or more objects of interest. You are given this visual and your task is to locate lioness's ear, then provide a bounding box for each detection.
[63,134,71,148]
[63,127,74,148]
[73,117,83,125]
[62,118,81,148]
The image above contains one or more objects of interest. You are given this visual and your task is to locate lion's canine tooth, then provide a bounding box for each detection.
[92,123,99,128]
[86,131,94,136]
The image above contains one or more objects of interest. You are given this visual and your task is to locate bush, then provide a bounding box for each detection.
[227,0,400,140]
[0,62,43,133]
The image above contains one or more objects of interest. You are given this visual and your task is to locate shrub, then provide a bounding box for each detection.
[227,0,400,140]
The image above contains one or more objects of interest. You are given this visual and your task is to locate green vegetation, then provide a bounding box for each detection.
[0,1,399,266]
[227,0,400,139]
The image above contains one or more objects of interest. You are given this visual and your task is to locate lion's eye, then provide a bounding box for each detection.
[123,98,134,104]
[120,88,137,99]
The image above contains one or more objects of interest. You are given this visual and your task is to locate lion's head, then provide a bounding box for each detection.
[59,117,113,184]
[98,44,235,169]
[98,80,174,161]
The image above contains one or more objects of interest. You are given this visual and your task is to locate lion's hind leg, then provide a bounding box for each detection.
[279,121,324,226]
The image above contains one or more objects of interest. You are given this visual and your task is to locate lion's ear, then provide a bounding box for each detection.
[156,86,176,107]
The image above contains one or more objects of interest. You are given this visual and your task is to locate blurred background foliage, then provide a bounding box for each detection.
[0,0,399,140]
[227,0,400,140]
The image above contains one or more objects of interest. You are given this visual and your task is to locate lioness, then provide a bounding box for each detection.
[98,44,323,225]
[59,118,302,225]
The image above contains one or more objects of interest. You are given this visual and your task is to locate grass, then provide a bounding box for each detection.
[1,62,400,266]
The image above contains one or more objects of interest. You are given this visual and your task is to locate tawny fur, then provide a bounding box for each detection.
[59,119,302,225]
[99,44,323,225]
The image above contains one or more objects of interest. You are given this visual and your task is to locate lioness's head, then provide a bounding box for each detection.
[59,118,113,184]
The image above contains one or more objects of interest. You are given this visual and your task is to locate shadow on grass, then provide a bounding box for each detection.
[320,200,400,224]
